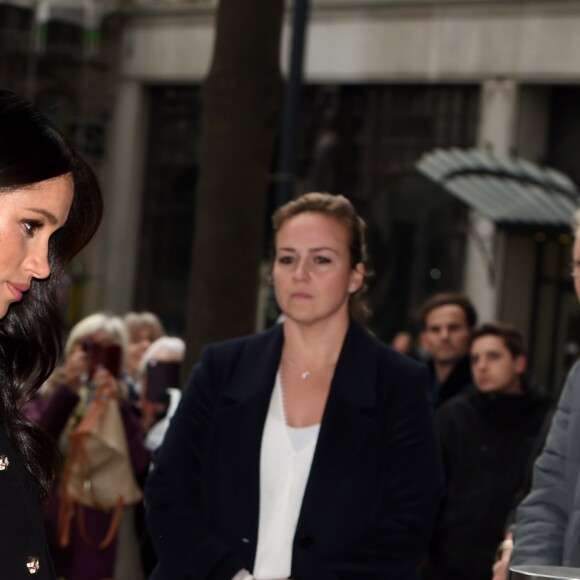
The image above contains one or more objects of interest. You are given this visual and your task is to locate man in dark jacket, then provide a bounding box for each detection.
[426,323,551,580]
[420,292,478,407]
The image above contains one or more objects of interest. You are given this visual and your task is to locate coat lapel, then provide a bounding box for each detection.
[297,321,379,527]
[207,322,379,544]
[212,325,284,542]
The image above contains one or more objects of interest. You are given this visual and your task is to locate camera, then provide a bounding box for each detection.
[82,342,122,379]
[146,360,181,402]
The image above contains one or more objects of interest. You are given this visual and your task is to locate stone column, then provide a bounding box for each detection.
[100,80,148,314]
[463,78,518,322]
[478,77,518,157]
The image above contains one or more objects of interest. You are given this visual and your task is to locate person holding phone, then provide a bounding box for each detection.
[146,192,444,580]
[134,336,186,449]
[23,312,150,580]
[0,90,103,579]
[131,335,186,577]
[37,312,128,402]
[123,311,166,401]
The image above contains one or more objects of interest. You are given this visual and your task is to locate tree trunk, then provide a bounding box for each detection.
[184,0,284,366]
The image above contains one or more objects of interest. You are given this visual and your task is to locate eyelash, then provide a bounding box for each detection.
[23,220,43,237]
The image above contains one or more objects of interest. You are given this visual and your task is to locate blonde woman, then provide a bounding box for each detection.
[25,312,149,580]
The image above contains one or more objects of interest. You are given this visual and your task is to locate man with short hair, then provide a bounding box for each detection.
[426,323,551,580]
[420,292,478,407]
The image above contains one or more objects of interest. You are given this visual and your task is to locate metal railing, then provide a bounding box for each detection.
[510,566,580,580]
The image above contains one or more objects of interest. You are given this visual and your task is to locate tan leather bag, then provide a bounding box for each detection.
[57,384,143,549]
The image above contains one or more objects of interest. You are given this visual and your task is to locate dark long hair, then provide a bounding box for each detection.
[0,90,103,498]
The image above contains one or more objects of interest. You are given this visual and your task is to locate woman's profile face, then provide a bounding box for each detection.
[0,174,73,319]
[273,211,363,327]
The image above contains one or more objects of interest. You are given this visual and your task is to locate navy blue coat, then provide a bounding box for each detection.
[146,320,444,580]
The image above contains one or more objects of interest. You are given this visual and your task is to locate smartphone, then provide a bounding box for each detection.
[84,343,122,380]
[146,360,181,402]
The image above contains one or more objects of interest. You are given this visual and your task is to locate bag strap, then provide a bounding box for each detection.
[57,431,84,548]
[73,384,116,435]
[56,384,117,548]
[56,482,74,548]
[76,495,124,550]
[58,433,125,550]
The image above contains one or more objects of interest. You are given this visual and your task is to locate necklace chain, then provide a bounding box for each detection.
[282,356,336,380]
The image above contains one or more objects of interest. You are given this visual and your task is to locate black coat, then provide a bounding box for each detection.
[427,387,551,580]
[0,426,56,579]
[146,320,445,580]
[427,355,473,408]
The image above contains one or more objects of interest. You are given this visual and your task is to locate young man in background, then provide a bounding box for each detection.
[426,323,551,580]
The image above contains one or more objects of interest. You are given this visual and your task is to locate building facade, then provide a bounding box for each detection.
[3,0,580,390]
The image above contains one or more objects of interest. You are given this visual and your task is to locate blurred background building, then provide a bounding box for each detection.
[2,0,580,392]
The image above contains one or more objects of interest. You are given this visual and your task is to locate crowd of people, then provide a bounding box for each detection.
[2,88,580,580]
[19,310,184,579]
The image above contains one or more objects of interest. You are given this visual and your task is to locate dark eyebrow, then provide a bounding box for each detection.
[25,208,58,225]
[310,246,339,254]
[277,246,339,254]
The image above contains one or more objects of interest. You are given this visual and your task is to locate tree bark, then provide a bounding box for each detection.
[184,0,284,365]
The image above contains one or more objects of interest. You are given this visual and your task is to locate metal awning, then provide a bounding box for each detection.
[416,148,580,228]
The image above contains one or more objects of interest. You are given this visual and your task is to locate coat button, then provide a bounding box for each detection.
[300,535,313,548]
[26,556,40,574]
[0,454,10,470]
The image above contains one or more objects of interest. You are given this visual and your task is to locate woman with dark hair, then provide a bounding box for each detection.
[146,192,444,580]
[0,89,103,578]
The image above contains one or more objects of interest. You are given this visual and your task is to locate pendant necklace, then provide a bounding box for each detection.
[282,356,336,380]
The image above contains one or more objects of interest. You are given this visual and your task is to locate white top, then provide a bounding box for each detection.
[253,372,320,580]
[145,388,182,451]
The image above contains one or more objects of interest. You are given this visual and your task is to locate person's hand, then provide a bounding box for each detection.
[93,367,128,399]
[137,389,166,432]
[61,347,88,391]
[492,550,511,580]
[492,534,513,580]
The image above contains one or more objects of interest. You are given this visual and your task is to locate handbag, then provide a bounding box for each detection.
[57,383,143,549]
